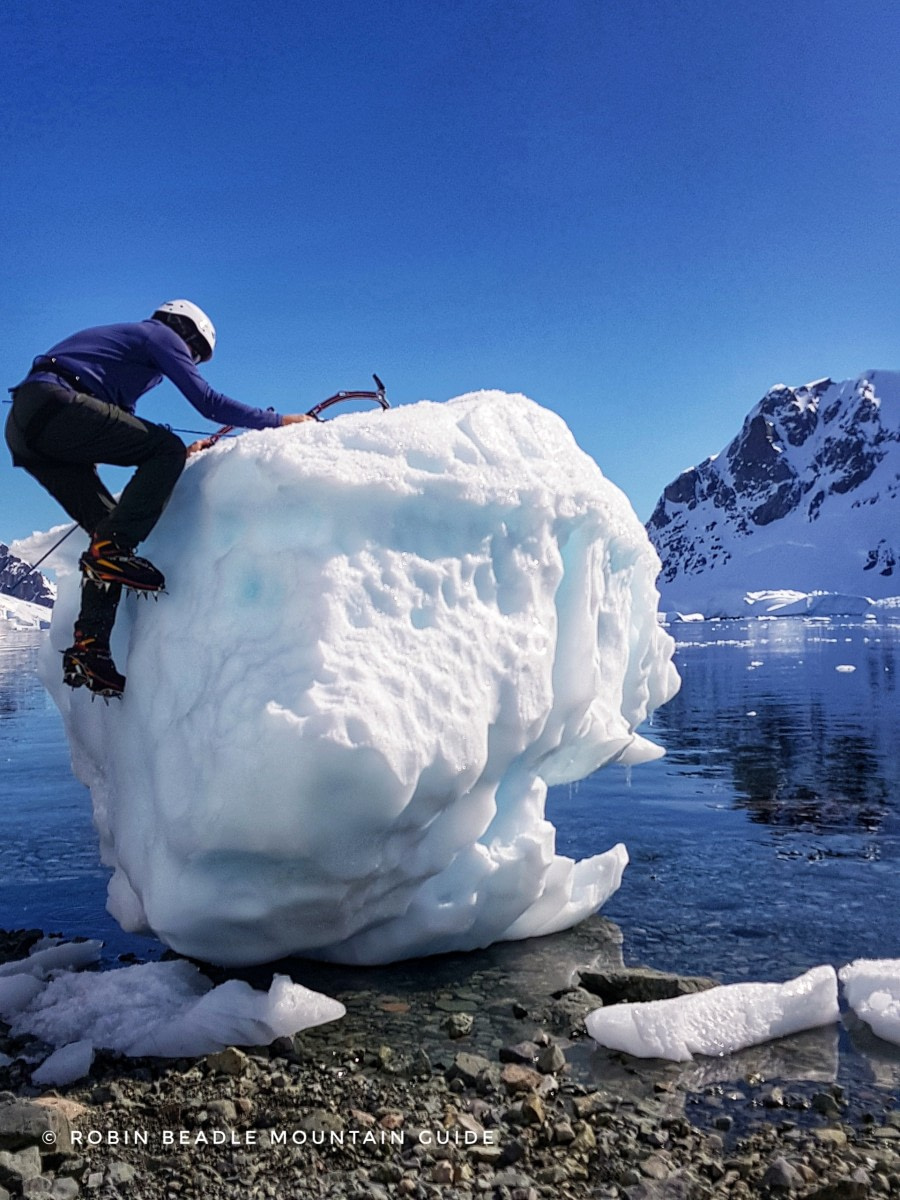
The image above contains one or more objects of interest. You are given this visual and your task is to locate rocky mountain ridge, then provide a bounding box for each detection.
[647,370,900,613]
[0,542,55,608]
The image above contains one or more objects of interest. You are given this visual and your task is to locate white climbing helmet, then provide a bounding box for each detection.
[152,299,216,363]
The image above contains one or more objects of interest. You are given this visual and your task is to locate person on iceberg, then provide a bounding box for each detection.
[5,300,312,698]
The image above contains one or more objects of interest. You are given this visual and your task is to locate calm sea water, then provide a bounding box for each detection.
[549,616,900,984]
[1,617,898,983]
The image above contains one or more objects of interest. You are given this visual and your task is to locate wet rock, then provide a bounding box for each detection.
[0,921,895,1200]
[500,1064,543,1095]
[0,1145,42,1188]
[519,1093,545,1125]
[623,1169,703,1198]
[49,1181,80,1200]
[205,1047,248,1076]
[812,1091,843,1118]
[21,1180,52,1199]
[762,1155,803,1190]
[808,1171,869,1200]
[0,931,45,964]
[0,1098,72,1155]
[205,1098,238,1123]
[579,966,718,1004]
[107,1161,137,1185]
[445,1013,474,1039]
[552,1119,575,1144]
[430,1160,454,1183]
[536,1044,566,1074]
[498,1042,540,1065]
[570,1121,596,1152]
[572,1091,607,1119]
[814,1128,848,1147]
[447,1053,492,1087]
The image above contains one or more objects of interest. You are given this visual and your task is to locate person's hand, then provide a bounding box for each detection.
[186,437,216,455]
[280,413,316,425]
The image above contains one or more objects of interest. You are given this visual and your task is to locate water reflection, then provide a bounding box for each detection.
[0,630,50,720]
[655,619,900,836]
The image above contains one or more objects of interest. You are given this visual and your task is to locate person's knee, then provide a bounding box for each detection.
[151,426,187,474]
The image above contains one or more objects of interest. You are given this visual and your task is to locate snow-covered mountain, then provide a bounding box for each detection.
[647,371,900,615]
[0,543,55,610]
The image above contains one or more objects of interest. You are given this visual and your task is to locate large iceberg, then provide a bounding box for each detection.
[42,392,679,966]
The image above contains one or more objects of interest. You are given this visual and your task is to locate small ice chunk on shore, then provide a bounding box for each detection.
[0,974,44,1016]
[8,959,345,1060]
[0,939,102,979]
[31,1040,95,1087]
[0,943,345,1084]
[839,959,900,1046]
[585,965,839,1061]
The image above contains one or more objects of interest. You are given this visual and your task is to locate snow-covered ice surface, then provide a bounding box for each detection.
[840,959,900,1048]
[0,593,52,631]
[0,942,346,1085]
[585,966,839,1061]
[661,588,889,622]
[41,392,679,966]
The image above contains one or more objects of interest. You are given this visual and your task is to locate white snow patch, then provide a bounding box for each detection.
[42,392,679,966]
[585,966,839,1061]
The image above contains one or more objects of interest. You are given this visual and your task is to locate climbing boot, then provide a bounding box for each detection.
[79,535,165,594]
[62,633,126,699]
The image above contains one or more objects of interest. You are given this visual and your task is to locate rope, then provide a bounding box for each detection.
[6,523,79,597]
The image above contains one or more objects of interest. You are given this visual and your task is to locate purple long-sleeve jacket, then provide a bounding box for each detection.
[24,319,283,430]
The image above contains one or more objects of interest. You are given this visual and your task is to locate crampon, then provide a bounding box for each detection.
[62,636,126,700]
[79,537,165,594]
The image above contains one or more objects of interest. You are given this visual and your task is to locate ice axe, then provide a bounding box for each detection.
[305,373,389,421]
[203,375,389,447]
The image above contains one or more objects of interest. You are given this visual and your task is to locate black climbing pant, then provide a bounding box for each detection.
[5,380,187,639]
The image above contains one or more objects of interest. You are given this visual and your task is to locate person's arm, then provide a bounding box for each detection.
[147,323,294,430]
[185,412,314,455]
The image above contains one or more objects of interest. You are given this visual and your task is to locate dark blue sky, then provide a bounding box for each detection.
[3,0,900,541]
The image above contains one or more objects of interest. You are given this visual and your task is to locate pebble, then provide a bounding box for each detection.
[761,1155,804,1190]
[445,1013,474,1039]
[536,1044,566,1074]
[500,1064,543,1094]
[0,921,897,1199]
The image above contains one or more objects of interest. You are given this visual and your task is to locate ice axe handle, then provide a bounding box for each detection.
[305,377,390,421]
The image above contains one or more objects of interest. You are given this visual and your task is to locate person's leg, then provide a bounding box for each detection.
[13,449,125,644]
[14,385,187,549]
[17,457,117,533]
[7,382,185,694]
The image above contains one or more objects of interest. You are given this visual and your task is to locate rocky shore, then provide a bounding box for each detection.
[1,921,899,1199]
